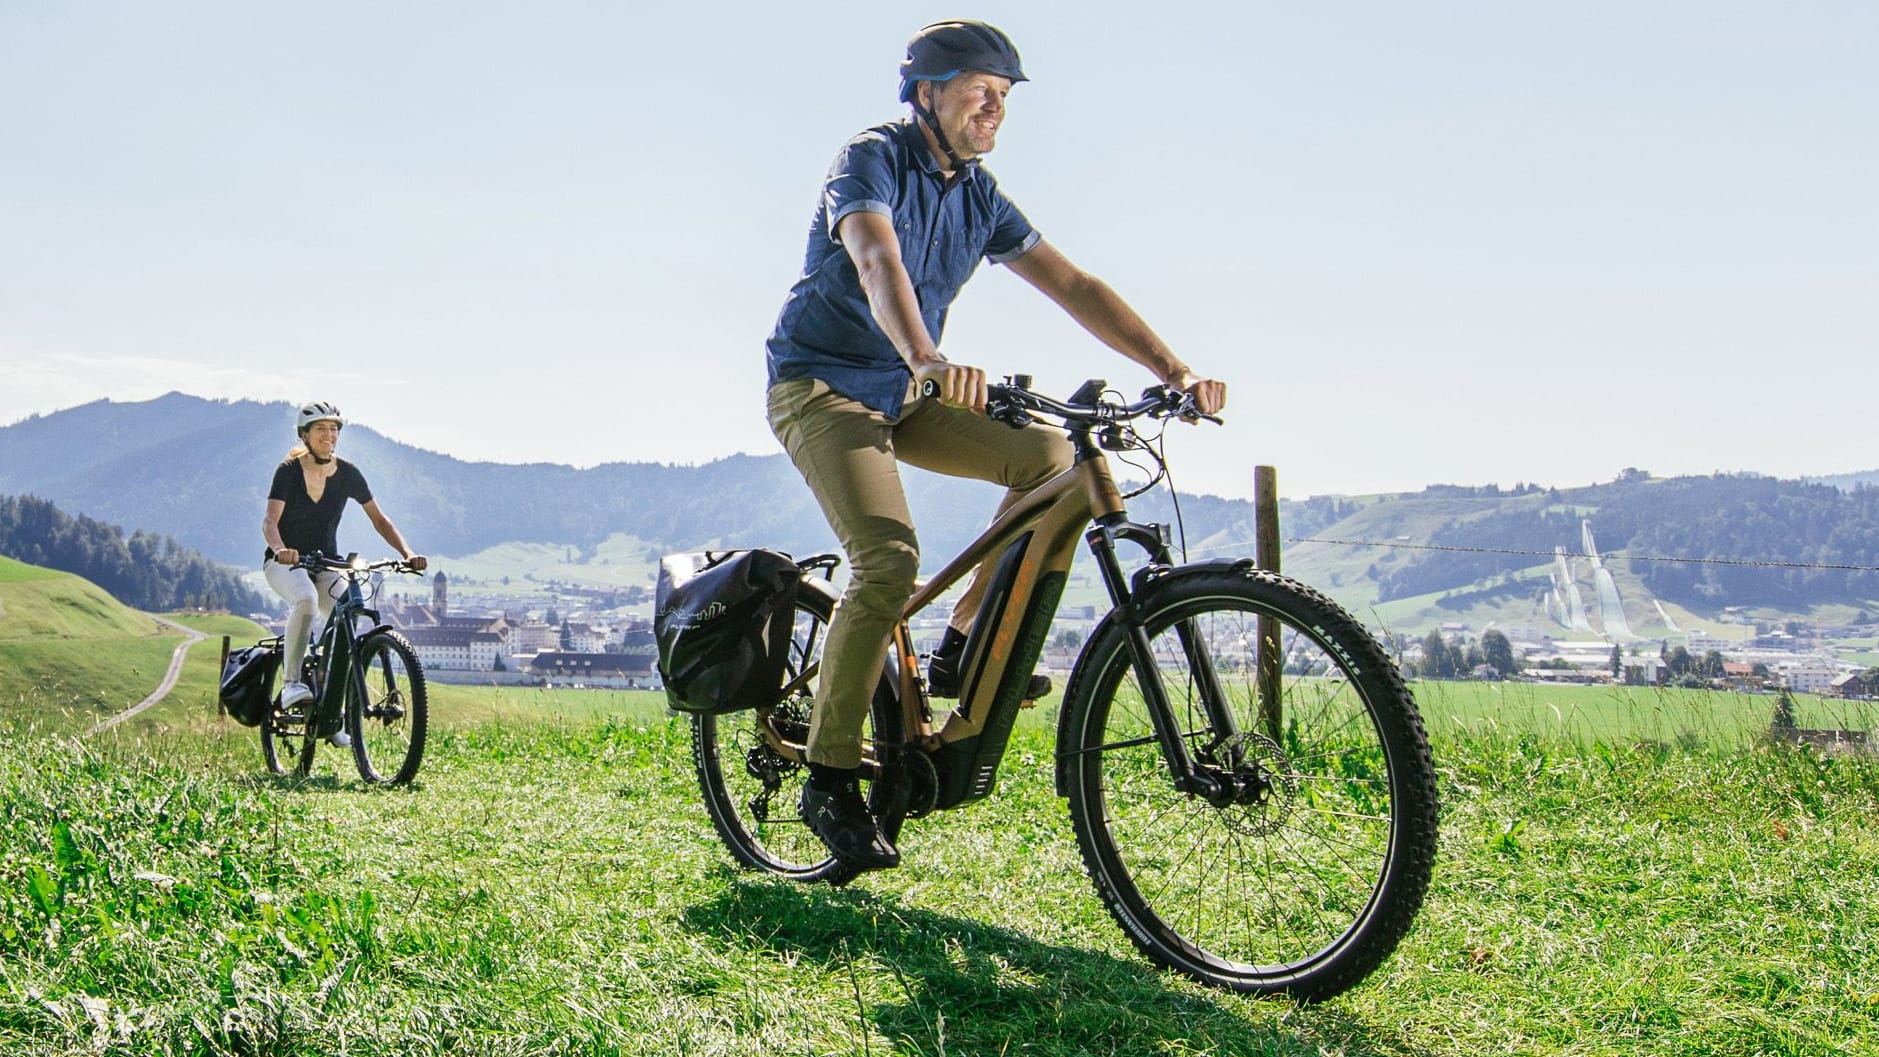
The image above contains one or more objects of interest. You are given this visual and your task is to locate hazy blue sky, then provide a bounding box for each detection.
[4,2,1874,500]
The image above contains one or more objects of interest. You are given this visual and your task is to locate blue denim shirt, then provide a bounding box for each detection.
[765,120,1041,418]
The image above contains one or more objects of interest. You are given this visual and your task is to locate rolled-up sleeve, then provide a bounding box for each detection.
[823,133,897,244]
[983,179,1039,263]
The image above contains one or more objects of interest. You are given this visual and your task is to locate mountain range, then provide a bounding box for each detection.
[3,393,1876,628]
[0,393,1256,571]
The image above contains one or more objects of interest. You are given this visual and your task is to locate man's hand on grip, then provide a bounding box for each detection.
[914,360,987,411]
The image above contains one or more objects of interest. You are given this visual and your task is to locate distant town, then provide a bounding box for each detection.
[242,563,1878,709]
[1396,616,1875,696]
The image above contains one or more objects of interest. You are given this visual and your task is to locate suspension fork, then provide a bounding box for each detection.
[1173,616,1246,762]
[1085,520,1239,796]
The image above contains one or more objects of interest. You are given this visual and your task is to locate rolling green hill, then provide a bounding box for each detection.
[0,554,163,640]
[0,556,268,733]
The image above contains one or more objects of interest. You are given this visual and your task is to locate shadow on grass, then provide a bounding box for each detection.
[235,772,353,794]
[682,877,1429,1057]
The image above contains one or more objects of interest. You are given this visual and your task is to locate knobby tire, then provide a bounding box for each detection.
[349,630,429,785]
[692,585,903,886]
[1060,567,1438,1001]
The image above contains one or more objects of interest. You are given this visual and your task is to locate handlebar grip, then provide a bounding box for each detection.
[921,379,939,398]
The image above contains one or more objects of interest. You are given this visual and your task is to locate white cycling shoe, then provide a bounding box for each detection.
[279,681,313,708]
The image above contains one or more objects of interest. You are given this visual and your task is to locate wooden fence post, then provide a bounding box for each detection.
[1255,466,1282,740]
[216,635,230,717]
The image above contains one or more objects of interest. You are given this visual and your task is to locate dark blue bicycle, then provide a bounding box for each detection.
[258,553,429,784]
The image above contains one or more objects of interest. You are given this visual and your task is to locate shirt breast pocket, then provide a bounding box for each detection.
[920,218,989,303]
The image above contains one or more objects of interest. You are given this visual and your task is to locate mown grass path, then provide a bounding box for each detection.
[3,700,1877,1056]
[83,617,209,736]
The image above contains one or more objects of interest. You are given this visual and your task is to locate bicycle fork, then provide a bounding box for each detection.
[1085,521,1266,808]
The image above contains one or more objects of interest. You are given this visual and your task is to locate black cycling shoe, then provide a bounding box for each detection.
[800,781,899,870]
[926,647,1053,701]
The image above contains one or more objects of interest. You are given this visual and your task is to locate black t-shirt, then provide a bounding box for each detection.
[267,457,373,559]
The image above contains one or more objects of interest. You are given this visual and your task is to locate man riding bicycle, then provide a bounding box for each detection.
[764,20,1227,869]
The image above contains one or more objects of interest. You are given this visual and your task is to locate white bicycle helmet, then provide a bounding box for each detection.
[296,401,344,434]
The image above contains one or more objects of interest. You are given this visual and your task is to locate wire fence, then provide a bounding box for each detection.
[1272,538,1879,574]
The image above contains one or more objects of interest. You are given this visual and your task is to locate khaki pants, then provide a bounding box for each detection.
[767,378,1072,768]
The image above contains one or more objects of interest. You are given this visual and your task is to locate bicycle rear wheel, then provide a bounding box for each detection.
[350,630,428,785]
[1061,567,1438,1001]
[692,585,903,885]
[259,700,295,776]
[261,645,323,777]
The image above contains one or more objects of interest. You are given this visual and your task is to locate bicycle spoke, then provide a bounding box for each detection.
[351,632,427,784]
[1063,570,1437,998]
[693,587,902,885]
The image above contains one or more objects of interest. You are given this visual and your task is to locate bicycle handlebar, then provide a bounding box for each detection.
[921,375,1224,429]
[292,552,424,576]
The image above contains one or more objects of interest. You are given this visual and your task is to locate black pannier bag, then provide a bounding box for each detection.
[219,643,281,727]
[655,549,801,715]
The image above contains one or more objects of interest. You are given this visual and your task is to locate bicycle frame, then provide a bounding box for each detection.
[761,396,1242,810]
[303,559,395,736]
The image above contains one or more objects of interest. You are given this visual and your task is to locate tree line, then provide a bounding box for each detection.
[1601,475,1879,607]
[1407,628,1520,679]
[0,494,267,614]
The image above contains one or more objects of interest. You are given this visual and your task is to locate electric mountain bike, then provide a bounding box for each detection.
[258,553,430,785]
[691,376,1439,1001]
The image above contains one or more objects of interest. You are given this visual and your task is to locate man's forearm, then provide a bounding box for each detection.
[1056,272,1188,383]
[856,256,943,369]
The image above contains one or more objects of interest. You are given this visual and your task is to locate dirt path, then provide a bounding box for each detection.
[86,615,208,736]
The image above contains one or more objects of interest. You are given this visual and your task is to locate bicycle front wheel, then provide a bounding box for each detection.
[692,585,903,885]
[1061,567,1438,1000]
[350,631,428,785]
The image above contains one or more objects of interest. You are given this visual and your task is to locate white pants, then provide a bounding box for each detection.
[264,561,343,684]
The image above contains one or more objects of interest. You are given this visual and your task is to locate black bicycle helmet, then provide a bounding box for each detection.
[897,20,1028,103]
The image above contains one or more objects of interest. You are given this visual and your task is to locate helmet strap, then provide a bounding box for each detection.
[309,451,334,466]
[914,89,969,175]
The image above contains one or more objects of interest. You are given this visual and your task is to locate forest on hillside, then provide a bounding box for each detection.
[1372,475,1879,608]
[0,494,267,614]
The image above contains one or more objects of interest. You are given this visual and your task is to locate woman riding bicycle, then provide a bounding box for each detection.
[260,401,426,745]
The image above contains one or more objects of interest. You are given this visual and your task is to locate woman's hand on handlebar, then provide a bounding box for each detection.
[914,359,987,411]
[274,547,300,566]
[404,554,428,572]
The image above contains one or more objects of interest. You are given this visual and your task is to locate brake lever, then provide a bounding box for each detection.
[986,395,1034,430]
[1144,384,1223,425]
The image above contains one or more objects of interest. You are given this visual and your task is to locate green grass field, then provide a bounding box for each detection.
[3,681,1876,1056]
[1408,679,1879,748]
[4,548,1876,1054]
